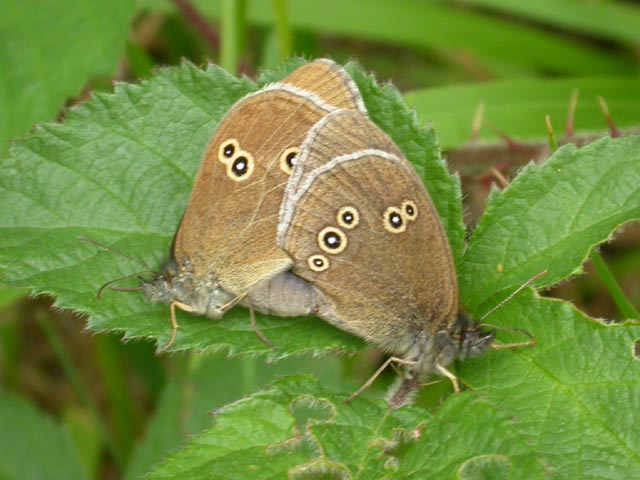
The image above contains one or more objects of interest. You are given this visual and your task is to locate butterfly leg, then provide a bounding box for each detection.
[249,306,277,350]
[220,292,246,313]
[435,363,460,393]
[156,300,197,355]
[346,356,415,404]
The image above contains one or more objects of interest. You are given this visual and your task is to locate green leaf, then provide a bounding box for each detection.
[455,292,640,479]
[0,393,87,480]
[145,375,426,479]
[404,77,640,150]
[459,134,640,314]
[125,352,347,480]
[0,0,135,156]
[0,60,456,357]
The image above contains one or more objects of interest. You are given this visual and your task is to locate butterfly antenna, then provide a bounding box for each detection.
[478,270,548,323]
[79,236,149,269]
[79,236,155,299]
[483,324,536,349]
[96,272,155,299]
[478,270,548,349]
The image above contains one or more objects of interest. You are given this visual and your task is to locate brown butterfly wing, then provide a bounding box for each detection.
[282,59,367,114]
[174,61,364,296]
[278,111,458,355]
[279,109,401,236]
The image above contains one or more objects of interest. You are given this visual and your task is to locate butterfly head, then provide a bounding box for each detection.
[142,258,233,319]
[454,313,496,360]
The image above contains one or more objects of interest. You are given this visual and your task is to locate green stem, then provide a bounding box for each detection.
[35,313,126,468]
[545,115,558,152]
[95,335,138,464]
[220,0,246,74]
[270,0,293,60]
[590,251,639,319]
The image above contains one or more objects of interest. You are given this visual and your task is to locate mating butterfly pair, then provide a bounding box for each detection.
[142,59,494,408]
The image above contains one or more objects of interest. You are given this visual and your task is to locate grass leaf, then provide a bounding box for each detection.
[404,77,640,150]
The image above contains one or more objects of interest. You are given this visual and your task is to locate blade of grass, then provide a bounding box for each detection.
[590,251,639,320]
[126,41,155,79]
[94,335,140,464]
[35,312,125,468]
[270,0,293,61]
[220,0,247,74]
[462,0,640,43]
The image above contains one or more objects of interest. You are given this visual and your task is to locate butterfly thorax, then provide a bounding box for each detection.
[456,318,495,360]
[403,329,461,376]
[387,315,494,408]
[404,314,494,375]
[142,258,233,319]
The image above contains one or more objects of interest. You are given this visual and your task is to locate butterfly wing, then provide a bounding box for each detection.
[173,60,364,296]
[278,110,458,355]
[279,106,401,236]
[282,58,367,114]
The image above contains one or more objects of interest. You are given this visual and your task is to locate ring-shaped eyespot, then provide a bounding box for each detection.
[279,147,300,175]
[337,206,360,230]
[308,254,330,272]
[226,151,254,181]
[317,226,348,254]
[402,200,418,221]
[218,138,239,163]
[383,206,406,234]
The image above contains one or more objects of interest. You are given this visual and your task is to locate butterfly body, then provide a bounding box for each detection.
[143,258,233,318]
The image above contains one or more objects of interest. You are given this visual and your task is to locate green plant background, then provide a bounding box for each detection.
[0,1,639,479]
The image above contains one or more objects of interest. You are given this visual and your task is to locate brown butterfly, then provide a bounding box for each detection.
[144,59,367,350]
[278,109,496,407]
